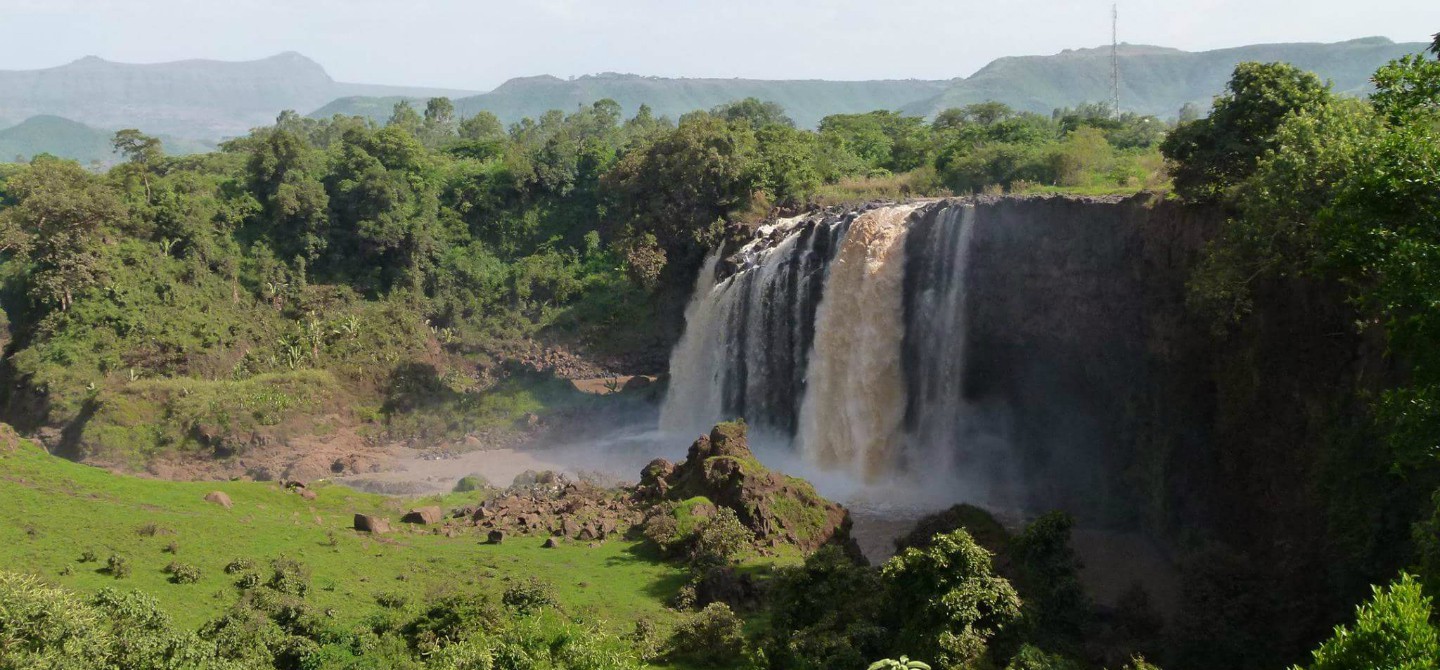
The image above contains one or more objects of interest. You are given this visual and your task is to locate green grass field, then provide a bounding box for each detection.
[0,436,693,634]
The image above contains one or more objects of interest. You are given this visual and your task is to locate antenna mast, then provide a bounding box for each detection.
[1110,4,1120,118]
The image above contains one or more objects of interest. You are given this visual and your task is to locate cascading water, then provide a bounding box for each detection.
[660,200,1008,500]
[795,205,917,478]
[659,214,851,438]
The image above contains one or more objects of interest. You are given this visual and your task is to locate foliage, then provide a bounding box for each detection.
[882,529,1023,669]
[1009,512,1090,656]
[869,656,933,670]
[668,602,747,666]
[1298,574,1440,670]
[502,577,560,616]
[762,545,890,670]
[690,506,754,567]
[1160,62,1332,201]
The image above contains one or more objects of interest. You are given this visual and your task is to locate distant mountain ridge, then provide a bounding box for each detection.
[902,36,1427,118]
[0,52,475,141]
[312,37,1426,129]
[0,36,1428,164]
[313,73,953,129]
[0,116,214,166]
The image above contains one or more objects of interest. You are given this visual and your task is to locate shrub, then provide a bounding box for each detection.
[105,554,131,579]
[690,506,753,567]
[668,602,746,665]
[164,561,202,584]
[642,507,682,555]
[224,557,256,574]
[266,556,310,597]
[453,474,490,492]
[78,549,97,563]
[503,578,559,616]
[882,529,1022,668]
[135,522,175,537]
[376,591,409,609]
[1302,573,1440,670]
[763,545,889,670]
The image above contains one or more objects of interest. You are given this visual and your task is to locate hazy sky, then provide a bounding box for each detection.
[2,0,1436,91]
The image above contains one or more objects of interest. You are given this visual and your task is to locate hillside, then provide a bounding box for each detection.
[0,115,214,165]
[311,37,1426,129]
[903,36,1427,118]
[0,52,475,142]
[314,74,952,128]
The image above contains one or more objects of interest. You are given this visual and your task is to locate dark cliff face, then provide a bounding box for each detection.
[923,194,1410,667]
[954,194,1223,530]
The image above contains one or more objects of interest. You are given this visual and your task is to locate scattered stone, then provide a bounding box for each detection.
[542,537,559,548]
[487,530,505,544]
[299,489,318,501]
[203,491,232,509]
[402,506,443,525]
[354,514,390,534]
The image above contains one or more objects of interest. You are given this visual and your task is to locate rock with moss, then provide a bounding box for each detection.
[649,422,856,553]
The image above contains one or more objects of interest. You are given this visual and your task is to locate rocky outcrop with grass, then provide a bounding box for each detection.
[639,422,855,552]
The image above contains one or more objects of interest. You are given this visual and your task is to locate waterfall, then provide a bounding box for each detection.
[796,205,917,479]
[659,215,848,438]
[660,200,1003,491]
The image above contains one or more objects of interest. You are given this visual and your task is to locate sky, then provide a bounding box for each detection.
[2,0,1436,91]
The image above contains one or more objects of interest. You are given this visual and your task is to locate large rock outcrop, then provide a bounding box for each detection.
[640,422,855,553]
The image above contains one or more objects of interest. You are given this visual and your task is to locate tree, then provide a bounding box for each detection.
[458,110,505,141]
[601,112,757,272]
[422,97,458,145]
[386,100,423,135]
[111,129,163,199]
[1009,512,1091,655]
[882,529,1023,668]
[712,97,794,129]
[1299,574,1439,670]
[0,157,124,310]
[1160,62,1332,201]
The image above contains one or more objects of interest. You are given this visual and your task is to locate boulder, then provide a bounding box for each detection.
[542,537,559,548]
[402,506,443,525]
[487,530,505,544]
[651,421,857,553]
[203,491,233,509]
[354,514,390,534]
[299,489,318,501]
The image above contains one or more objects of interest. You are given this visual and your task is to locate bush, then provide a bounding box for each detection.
[164,561,202,584]
[105,554,131,579]
[266,556,310,597]
[690,506,753,567]
[668,602,746,665]
[642,507,682,555]
[376,590,410,609]
[1301,573,1440,670]
[503,578,559,616]
[882,529,1022,668]
[453,473,490,492]
[763,545,890,670]
[224,557,256,574]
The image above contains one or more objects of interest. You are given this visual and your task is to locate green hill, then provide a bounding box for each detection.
[313,37,1427,129]
[313,74,951,128]
[0,52,475,142]
[903,36,1428,119]
[0,115,214,165]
